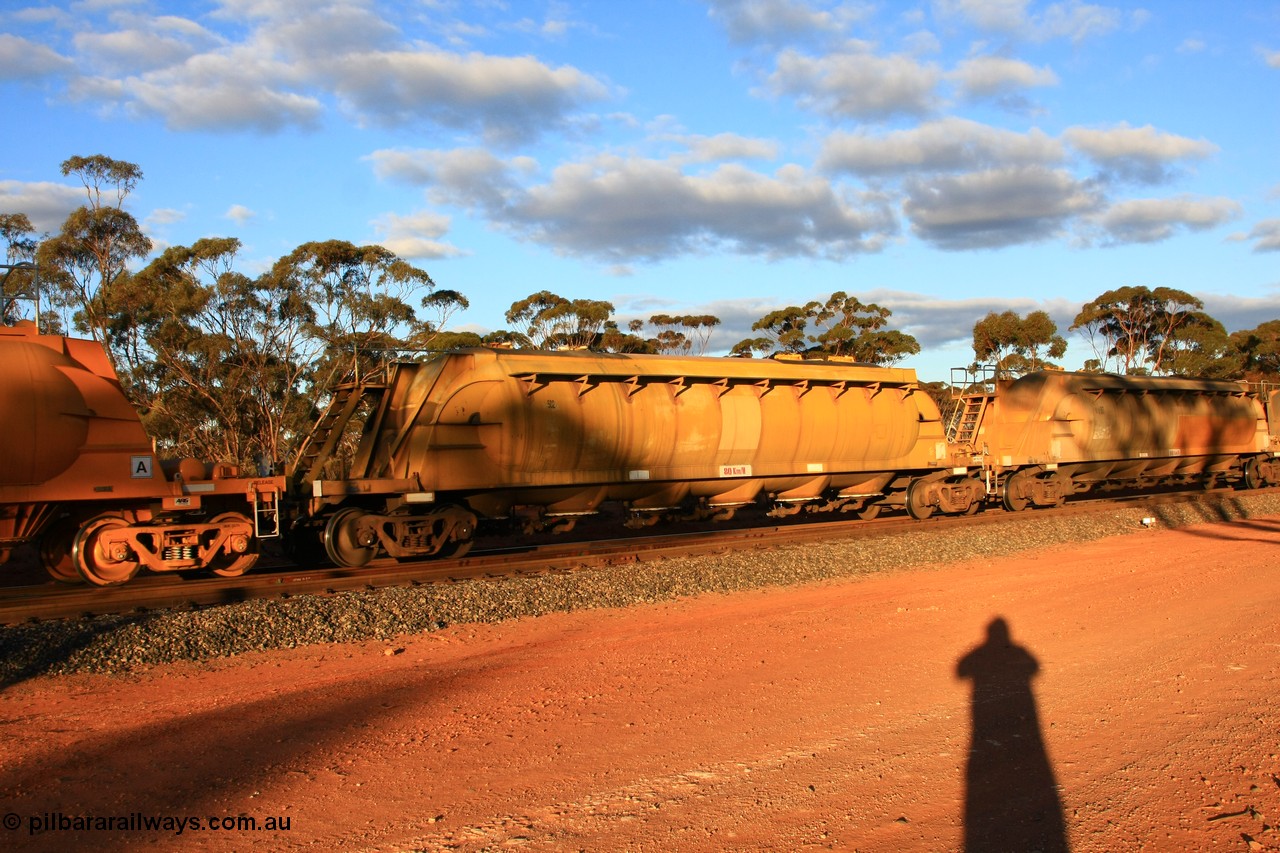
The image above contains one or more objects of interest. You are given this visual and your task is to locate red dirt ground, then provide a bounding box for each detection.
[2,514,1279,852]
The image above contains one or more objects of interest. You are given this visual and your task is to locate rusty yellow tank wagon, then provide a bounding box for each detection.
[295,348,985,567]
[0,322,281,585]
[952,371,1280,511]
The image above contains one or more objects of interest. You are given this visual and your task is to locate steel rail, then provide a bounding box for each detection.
[0,487,1268,625]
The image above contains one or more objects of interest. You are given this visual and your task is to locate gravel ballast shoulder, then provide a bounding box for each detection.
[2,493,1276,682]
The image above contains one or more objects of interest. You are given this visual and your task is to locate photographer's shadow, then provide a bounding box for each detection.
[956,617,1068,852]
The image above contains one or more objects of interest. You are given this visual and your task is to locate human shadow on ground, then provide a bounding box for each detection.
[956,617,1068,853]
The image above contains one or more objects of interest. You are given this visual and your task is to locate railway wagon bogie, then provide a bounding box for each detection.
[320,502,478,567]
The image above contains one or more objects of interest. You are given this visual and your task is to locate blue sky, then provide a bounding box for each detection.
[2,0,1278,381]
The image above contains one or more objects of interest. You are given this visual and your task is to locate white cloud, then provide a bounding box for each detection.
[1241,218,1280,252]
[933,0,1031,33]
[1064,122,1218,183]
[0,34,75,80]
[0,180,85,232]
[767,48,942,120]
[18,3,609,142]
[147,207,187,226]
[373,148,899,263]
[903,166,1099,249]
[933,0,1125,44]
[1086,195,1241,245]
[370,210,465,260]
[706,0,864,45]
[1264,48,1280,69]
[948,56,1058,99]
[69,45,326,132]
[72,15,223,76]
[321,50,610,144]
[225,204,256,224]
[819,118,1063,176]
[1037,1,1123,44]
[9,6,71,25]
[370,147,530,211]
[251,1,399,57]
[674,133,780,164]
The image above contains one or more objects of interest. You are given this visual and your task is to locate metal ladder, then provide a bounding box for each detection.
[291,382,385,487]
[948,394,989,445]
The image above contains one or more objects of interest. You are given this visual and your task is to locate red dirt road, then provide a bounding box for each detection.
[2,515,1279,852]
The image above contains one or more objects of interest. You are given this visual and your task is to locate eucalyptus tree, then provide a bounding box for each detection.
[598,319,655,353]
[0,213,39,325]
[505,290,615,349]
[107,237,461,469]
[1070,286,1206,375]
[1161,314,1241,379]
[971,310,1067,377]
[732,292,919,365]
[269,239,464,384]
[648,313,721,355]
[1230,320,1280,381]
[744,304,811,354]
[106,237,317,467]
[35,155,151,349]
[808,292,919,364]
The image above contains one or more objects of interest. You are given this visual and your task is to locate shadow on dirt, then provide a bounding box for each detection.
[956,616,1068,853]
[0,615,150,691]
[1152,497,1280,545]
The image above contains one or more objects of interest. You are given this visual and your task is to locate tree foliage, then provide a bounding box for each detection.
[971,310,1067,377]
[1230,321,1280,381]
[1,213,40,326]
[36,155,152,347]
[67,227,462,469]
[103,238,316,466]
[733,292,919,365]
[1070,286,1207,375]
[649,313,721,355]
[505,290,616,349]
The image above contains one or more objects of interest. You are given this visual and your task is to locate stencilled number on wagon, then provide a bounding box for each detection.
[546,400,557,409]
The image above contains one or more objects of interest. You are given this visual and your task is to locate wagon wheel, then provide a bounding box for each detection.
[208,512,260,578]
[72,515,140,586]
[436,537,474,559]
[40,519,82,584]
[856,502,881,521]
[324,507,377,568]
[434,508,476,559]
[1002,471,1030,512]
[1241,458,1263,491]
[905,480,935,520]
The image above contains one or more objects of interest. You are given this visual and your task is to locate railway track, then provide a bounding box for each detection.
[0,487,1262,626]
